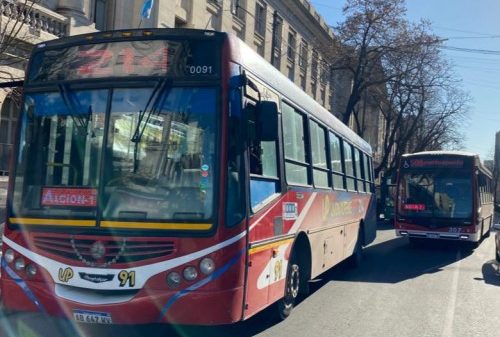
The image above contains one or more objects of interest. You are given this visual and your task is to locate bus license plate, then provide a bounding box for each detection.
[73,310,112,324]
[427,233,439,239]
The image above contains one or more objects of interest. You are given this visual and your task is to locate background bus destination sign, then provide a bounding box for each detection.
[402,158,465,169]
[28,39,220,82]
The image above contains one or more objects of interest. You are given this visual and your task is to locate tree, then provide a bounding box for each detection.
[371,20,469,178]
[333,0,408,125]
[0,0,41,83]
[334,0,470,181]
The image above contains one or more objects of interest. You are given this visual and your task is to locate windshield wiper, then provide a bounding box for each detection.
[58,83,91,135]
[130,78,171,172]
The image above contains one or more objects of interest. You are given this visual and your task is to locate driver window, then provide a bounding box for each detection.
[247,102,280,211]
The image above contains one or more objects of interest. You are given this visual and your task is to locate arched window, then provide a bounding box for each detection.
[0,92,20,145]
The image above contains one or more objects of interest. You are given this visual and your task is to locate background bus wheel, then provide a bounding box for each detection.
[277,260,300,320]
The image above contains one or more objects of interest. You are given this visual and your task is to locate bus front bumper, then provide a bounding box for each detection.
[396,229,480,242]
[1,277,245,325]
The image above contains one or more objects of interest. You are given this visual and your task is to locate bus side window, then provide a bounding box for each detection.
[247,102,280,211]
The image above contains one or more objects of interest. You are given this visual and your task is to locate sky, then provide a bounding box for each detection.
[311,0,500,161]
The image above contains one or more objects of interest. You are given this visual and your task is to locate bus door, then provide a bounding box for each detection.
[242,86,282,316]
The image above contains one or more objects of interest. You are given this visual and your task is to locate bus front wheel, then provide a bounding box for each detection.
[277,259,300,320]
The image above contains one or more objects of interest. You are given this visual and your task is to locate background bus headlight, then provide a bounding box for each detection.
[26,264,37,277]
[183,266,198,281]
[166,272,181,288]
[199,257,215,275]
[14,258,25,271]
[4,249,15,263]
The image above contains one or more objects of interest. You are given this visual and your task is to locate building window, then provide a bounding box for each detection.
[320,60,328,84]
[300,74,306,90]
[271,12,283,69]
[94,0,107,31]
[311,81,317,99]
[255,1,266,37]
[299,40,308,70]
[287,29,296,62]
[231,0,246,21]
[311,50,318,80]
[287,64,295,82]
[255,41,264,57]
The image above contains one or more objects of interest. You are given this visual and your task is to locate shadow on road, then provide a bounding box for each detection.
[309,234,475,293]
[477,260,500,286]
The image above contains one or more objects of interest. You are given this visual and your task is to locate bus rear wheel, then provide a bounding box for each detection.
[277,260,300,320]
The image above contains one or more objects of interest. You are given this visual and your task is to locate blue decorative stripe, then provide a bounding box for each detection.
[157,248,245,322]
[1,258,46,313]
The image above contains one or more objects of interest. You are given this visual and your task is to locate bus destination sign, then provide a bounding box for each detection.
[28,39,220,83]
[41,187,97,207]
[403,158,465,169]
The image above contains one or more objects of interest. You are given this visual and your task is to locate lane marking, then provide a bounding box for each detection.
[441,249,461,337]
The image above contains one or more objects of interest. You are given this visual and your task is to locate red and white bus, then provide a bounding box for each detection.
[395,151,493,244]
[1,29,376,325]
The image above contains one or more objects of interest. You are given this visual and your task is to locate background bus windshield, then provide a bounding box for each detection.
[398,170,472,219]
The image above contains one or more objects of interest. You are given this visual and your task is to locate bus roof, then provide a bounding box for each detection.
[226,33,372,155]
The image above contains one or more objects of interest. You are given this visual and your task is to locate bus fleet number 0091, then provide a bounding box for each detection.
[186,65,213,75]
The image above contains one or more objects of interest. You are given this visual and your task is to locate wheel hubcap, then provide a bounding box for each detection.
[286,264,300,303]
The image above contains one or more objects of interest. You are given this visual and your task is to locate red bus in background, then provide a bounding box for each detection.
[1,29,376,325]
[395,151,493,245]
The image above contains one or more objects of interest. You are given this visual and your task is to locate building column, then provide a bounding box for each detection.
[57,0,94,35]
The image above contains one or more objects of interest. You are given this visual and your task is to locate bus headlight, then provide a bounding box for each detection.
[4,249,15,263]
[166,272,181,288]
[183,266,198,281]
[199,258,215,275]
[14,258,25,271]
[26,264,37,278]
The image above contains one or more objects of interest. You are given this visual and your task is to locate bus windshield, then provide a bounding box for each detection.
[398,170,472,219]
[12,86,217,223]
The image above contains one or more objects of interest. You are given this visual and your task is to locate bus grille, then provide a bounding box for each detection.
[32,234,176,265]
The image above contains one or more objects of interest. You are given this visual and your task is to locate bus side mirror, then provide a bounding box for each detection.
[256,101,278,141]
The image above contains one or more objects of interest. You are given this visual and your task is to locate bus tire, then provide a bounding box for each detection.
[348,226,364,268]
[277,257,300,320]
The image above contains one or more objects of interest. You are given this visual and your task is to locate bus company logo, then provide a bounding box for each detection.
[283,202,298,220]
[322,196,352,221]
[79,272,115,284]
[90,241,106,260]
[58,267,74,283]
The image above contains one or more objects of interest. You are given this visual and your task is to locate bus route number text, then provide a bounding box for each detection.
[118,270,136,287]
